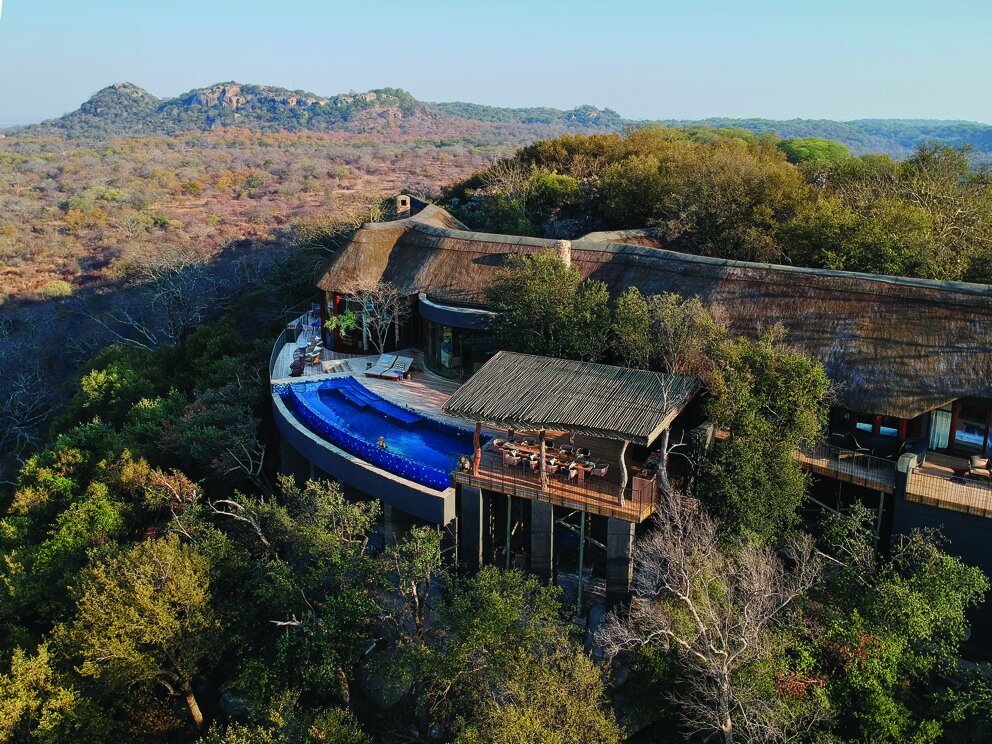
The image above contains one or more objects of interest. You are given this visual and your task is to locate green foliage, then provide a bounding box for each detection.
[778,137,851,163]
[63,534,219,724]
[0,643,111,744]
[456,649,622,744]
[36,281,73,299]
[609,287,651,368]
[700,329,829,544]
[806,506,990,742]
[324,309,357,339]
[487,251,610,361]
[453,129,992,283]
[198,707,368,744]
[425,567,618,740]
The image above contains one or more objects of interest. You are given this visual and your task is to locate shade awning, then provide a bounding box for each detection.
[442,351,699,445]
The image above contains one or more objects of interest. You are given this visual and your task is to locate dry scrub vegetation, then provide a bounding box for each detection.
[0,129,515,299]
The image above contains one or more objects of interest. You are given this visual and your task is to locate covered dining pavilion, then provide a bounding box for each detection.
[442,351,700,602]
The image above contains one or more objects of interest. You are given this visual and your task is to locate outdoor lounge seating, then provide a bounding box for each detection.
[365,354,415,381]
[968,456,992,482]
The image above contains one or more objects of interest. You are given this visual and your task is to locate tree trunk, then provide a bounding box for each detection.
[718,673,734,744]
[658,427,672,496]
[184,687,204,728]
[617,440,629,504]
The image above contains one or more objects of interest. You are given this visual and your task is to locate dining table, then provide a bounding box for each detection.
[497,441,595,480]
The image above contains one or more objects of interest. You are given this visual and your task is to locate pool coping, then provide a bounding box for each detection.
[271,388,457,524]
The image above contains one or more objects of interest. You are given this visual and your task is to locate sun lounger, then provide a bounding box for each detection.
[367,355,415,381]
[364,354,398,379]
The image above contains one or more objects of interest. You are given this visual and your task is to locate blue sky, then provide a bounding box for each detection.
[1,0,990,127]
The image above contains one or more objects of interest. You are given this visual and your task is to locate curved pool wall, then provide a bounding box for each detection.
[272,378,484,523]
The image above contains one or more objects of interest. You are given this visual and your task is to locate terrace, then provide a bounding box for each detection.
[450,434,661,522]
[794,438,992,519]
[442,351,700,524]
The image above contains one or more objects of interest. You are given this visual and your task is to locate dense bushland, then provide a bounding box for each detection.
[448,128,992,283]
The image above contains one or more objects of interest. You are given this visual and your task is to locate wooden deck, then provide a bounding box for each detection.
[270,342,372,383]
[794,445,897,493]
[453,445,658,523]
[906,468,992,519]
[271,340,659,522]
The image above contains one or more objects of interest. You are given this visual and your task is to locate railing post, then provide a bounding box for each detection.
[473,422,481,476]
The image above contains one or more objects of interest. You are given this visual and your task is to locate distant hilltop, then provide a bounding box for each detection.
[6,81,623,140]
[6,81,992,159]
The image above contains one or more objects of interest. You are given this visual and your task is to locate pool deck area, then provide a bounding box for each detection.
[271,340,662,524]
[272,345,470,431]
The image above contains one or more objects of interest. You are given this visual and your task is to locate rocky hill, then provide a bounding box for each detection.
[7,81,992,159]
[9,82,622,139]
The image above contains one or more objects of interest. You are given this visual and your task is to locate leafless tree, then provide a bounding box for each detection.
[596,490,822,744]
[0,370,57,485]
[646,293,725,493]
[86,249,228,351]
[482,158,530,200]
[341,278,411,355]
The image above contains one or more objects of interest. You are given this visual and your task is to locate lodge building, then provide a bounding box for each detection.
[271,195,992,606]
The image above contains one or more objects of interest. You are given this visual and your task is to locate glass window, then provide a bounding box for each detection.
[954,402,991,456]
[879,416,900,438]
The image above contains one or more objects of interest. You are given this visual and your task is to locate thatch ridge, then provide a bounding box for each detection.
[442,351,700,444]
[317,204,992,419]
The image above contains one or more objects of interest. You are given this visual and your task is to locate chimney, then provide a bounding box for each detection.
[554,239,572,267]
[395,194,411,218]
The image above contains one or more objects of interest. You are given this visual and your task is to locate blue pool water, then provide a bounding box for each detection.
[275,377,481,491]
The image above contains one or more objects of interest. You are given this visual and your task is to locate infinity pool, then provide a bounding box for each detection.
[275,378,480,491]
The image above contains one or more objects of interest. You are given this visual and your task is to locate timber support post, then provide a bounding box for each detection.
[576,510,587,612]
[460,485,484,571]
[530,500,555,581]
[472,422,482,476]
[505,494,512,569]
[617,440,629,505]
[606,517,635,604]
[539,429,548,491]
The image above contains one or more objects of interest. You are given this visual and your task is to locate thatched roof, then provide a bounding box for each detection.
[580,227,669,248]
[318,205,992,419]
[442,351,700,445]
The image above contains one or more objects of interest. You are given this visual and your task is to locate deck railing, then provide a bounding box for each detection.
[795,439,898,492]
[907,468,992,519]
[449,451,659,522]
[269,299,322,381]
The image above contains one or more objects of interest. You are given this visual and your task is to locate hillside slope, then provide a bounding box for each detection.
[6,82,992,159]
[9,82,622,139]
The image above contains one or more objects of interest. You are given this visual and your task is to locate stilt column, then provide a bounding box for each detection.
[460,485,485,571]
[606,517,635,602]
[530,500,555,582]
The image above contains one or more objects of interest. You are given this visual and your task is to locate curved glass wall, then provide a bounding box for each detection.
[421,318,496,381]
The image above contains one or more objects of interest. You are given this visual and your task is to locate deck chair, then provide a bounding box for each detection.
[388,355,415,379]
[364,354,398,379]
